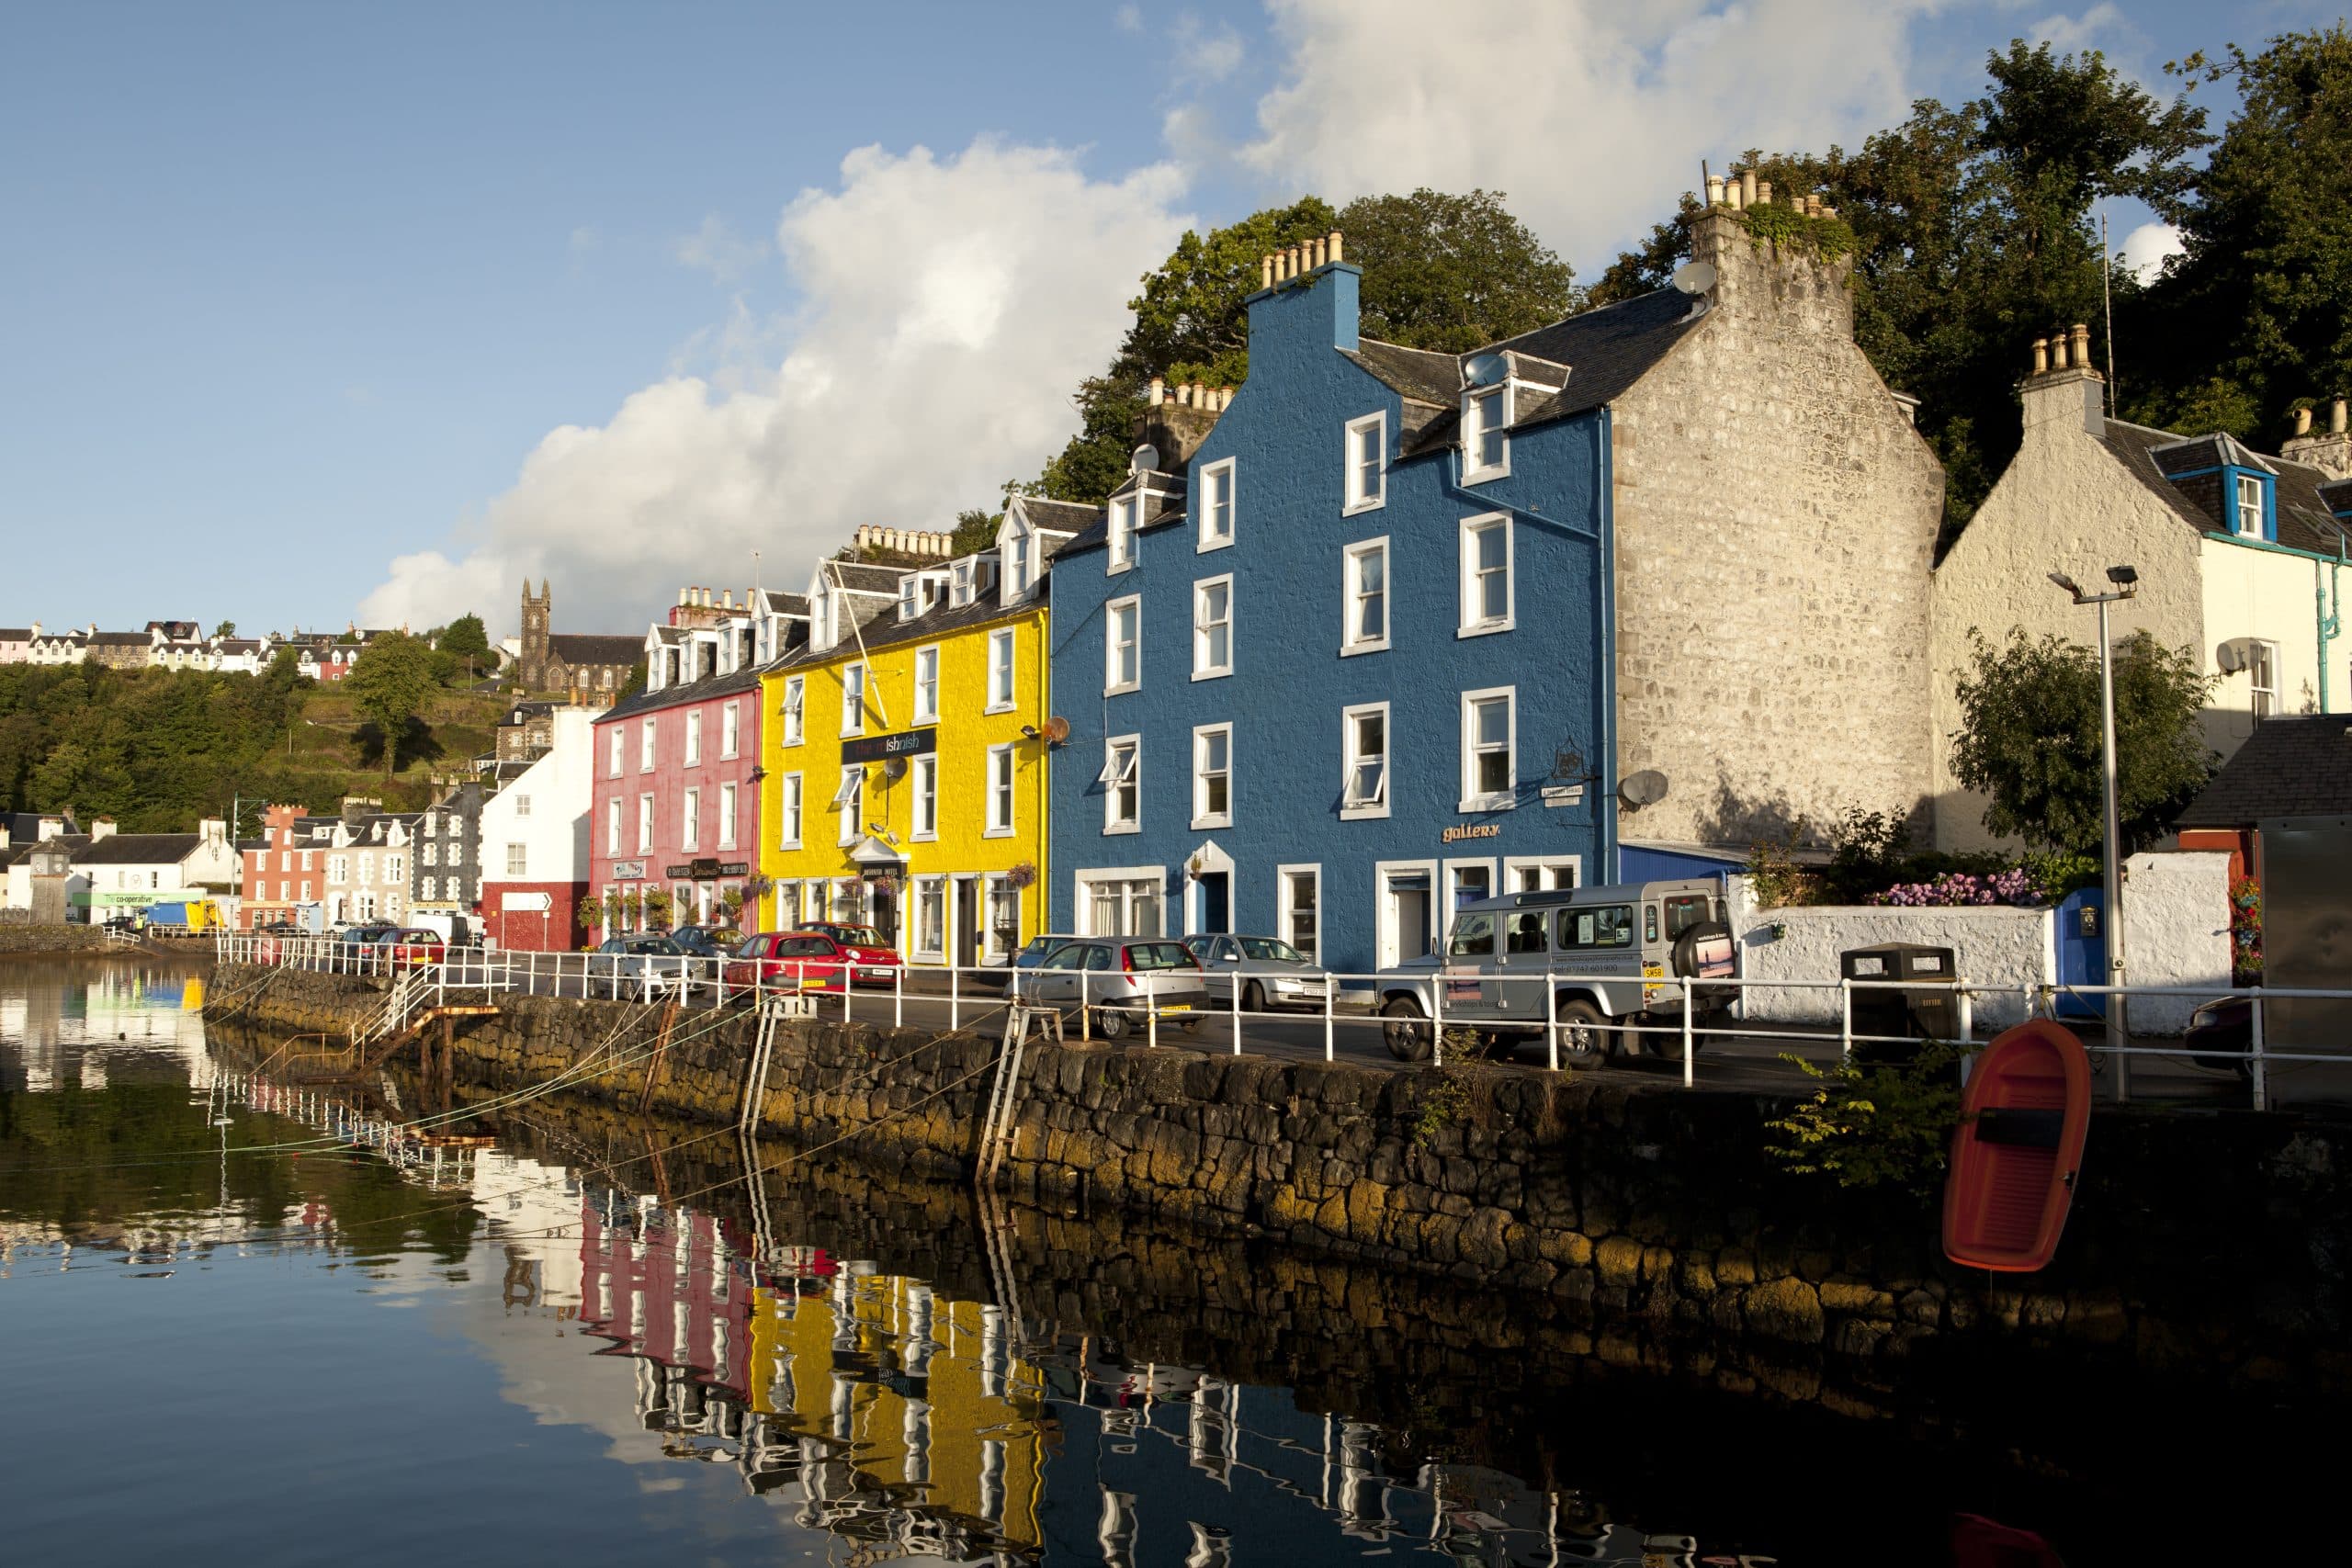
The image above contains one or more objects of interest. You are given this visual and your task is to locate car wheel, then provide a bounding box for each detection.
[1555,999,1612,1061]
[1243,981,1266,1013]
[1095,1005,1131,1042]
[1382,997,1432,1062]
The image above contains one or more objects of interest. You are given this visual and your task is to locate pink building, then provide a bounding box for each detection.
[588,667,763,933]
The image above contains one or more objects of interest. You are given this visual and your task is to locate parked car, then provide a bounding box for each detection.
[725,931,864,995]
[1372,879,1737,1063]
[2186,996,2256,1079]
[1180,933,1333,1012]
[1012,938,1208,1040]
[99,915,139,934]
[672,924,743,960]
[1001,932,1081,995]
[795,923,903,987]
[387,928,447,969]
[585,933,693,1001]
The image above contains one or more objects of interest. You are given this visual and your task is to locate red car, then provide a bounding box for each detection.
[388,928,447,969]
[797,924,904,987]
[725,931,898,994]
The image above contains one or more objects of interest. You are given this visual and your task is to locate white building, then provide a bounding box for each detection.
[478,707,595,950]
[71,818,241,919]
[1929,331,2352,850]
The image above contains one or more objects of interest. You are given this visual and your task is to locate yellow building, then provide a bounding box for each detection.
[758,549,1055,964]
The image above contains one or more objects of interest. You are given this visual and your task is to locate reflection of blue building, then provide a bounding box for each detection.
[1049,239,1657,973]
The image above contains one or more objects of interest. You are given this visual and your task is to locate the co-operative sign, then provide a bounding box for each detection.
[842,728,937,765]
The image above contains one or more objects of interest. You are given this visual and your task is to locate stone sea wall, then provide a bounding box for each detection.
[0,923,114,955]
[205,963,2352,1393]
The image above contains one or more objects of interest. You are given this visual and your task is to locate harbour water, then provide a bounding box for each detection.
[0,955,2320,1565]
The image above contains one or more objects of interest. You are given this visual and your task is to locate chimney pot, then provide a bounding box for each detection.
[1756,178,1772,205]
[2334,397,2347,435]
[2295,406,2313,436]
[2070,323,2092,369]
[1328,230,1343,264]
[1739,168,1758,208]
[2031,337,2049,375]
[1148,375,1164,406]
[1705,174,1725,207]
[1260,255,1272,289]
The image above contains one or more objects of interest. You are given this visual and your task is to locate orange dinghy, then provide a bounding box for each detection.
[1941,1019,2091,1272]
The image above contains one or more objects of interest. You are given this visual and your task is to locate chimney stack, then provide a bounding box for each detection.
[2032,337,2050,375]
[2335,397,2347,435]
[2296,406,2313,437]
[1739,168,1758,208]
[2283,393,2352,481]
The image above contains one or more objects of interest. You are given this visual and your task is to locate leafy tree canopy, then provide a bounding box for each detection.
[436,613,492,674]
[343,632,436,776]
[1949,627,2216,853]
[1036,189,1576,504]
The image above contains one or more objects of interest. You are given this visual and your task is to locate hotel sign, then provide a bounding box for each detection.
[666,858,751,880]
[609,860,647,881]
[842,728,936,765]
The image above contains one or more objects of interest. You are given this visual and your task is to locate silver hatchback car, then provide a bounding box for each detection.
[1012,938,1210,1041]
[1179,933,1333,1012]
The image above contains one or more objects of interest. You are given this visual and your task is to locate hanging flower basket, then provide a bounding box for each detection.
[1004,862,1037,891]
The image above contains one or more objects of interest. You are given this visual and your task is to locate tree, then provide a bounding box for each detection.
[436,613,492,678]
[2127,28,2352,441]
[343,631,435,777]
[213,620,235,638]
[1339,188,1580,353]
[1591,43,2208,541]
[950,507,1001,557]
[1949,628,2216,852]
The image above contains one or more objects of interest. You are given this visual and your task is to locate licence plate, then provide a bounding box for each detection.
[1159,1003,1193,1013]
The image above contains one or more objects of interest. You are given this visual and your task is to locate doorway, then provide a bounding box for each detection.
[956,876,982,968]
[870,879,899,951]
[1197,872,1230,935]
[1381,869,1432,968]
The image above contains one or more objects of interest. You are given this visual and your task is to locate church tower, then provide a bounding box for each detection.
[520,580,551,688]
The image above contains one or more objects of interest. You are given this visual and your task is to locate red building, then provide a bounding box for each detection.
[589,666,764,933]
[238,805,313,930]
[477,709,594,950]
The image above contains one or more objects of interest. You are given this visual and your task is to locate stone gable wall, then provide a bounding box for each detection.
[1610,210,1945,852]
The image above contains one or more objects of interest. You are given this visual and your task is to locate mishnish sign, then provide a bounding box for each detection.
[842,728,937,765]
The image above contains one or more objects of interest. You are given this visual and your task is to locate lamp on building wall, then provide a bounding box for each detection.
[2050,563,2139,1098]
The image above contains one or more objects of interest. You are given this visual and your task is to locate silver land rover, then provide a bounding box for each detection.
[1373,879,1737,1063]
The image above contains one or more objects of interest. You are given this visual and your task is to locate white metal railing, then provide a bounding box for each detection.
[212,932,2346,1111]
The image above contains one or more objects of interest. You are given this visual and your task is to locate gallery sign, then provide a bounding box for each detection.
[1440,823,1502,844]
[842,728,937,765]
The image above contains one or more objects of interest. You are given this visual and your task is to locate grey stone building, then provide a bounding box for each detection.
[413,782,486,928]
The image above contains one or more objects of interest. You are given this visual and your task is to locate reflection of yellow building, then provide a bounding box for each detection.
[746,1275,1046,1551]
[757,552,1052,965]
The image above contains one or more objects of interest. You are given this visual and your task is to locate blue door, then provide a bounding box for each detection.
[2054,887,2107,1018]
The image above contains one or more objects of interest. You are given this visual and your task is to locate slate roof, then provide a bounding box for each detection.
[778,571,1038,671]
[88,630,151,647]
[825,562,910,597]
[0,834,90,869]
[597,662,764,723]
[2097,420,2351,558]
[1056,473,1187,558]
[758,589,809,616]
[2176,716,2352,828]
[546,633,642,667]
[74,833,203,866]
[0,628,30,640]
[1011,496,1101,535]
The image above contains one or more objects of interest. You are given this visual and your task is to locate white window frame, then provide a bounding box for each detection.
[1105,594,1141,694]
[608,729,624,777]
[912,646,941,724]
[1192,575,1233,681]
[1197,457,1236,551]
[1459,513,1514,637]
[987,628,1016,713]
[605,797,621,855]
[1463,384,1510,482]
[1503,855,1581,894]
[637,794,654,853]
[1343,412,1387,513]
[840,663,867,737]
[1341,536,1389,656]
[721,701,741,759]
[1444,856,1498,917]
[1460,685,1518,811]
[781,676,805,746]
[2250,638,2278,722]
[1191,722,1233,830]
[951,559,975,608]
[1341,701,1391,820]
[911,754,939,840]
[2236,472,2266,536]
[1074,866,1167,939]
[1102,734,1141,834]
[985,743,1016,838]
[833,766,864,846]
[1005,526,1034,600]
[1108,496,1136,573]
[778,773,803,850]
[912,875,947,960]
[684,709,703,766]
[504,842,527,877]
[681,787,700,851]
[718,782,738,849]
[639,718,657,772]
[514,794,532,818]
[1277,863,1322,962]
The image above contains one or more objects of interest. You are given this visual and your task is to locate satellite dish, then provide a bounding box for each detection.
[2214,639,2250,674]
[1619,770,1670,808]
[1671,260,1717,296]
[1464,353,1507,388]
[1040,715,1071,746]
[1130,444,1161,475]
[883,757,909,782]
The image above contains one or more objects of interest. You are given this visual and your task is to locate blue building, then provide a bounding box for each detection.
[1047,234,1698,975]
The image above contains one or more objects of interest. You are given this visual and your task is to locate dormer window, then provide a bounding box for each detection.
[2234,471,2267,537]
[1109,497,1136,571]
[1464,386,1509,482]
[1005,529,1034,599]
[899,576,921,621]
[952,560,975,607]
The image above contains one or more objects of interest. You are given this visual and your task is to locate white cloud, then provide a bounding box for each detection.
[361,141,1190,635]
[1240,0,1943,275]
[2026,4,2130,59]
[2120,220,2182,284]
[671,214,769,284]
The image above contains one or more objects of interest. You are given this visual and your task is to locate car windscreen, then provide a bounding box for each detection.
[831,927,886,947]
[1237,938,1304,964]
[1125,942,1193,971]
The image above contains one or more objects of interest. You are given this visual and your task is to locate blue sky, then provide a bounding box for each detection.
[2,1,2337,639]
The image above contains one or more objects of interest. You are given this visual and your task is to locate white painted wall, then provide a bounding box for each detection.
[2120,850,2233,1034]
[1725,874,2053,1028]
[2199,536,2351,752]
[479,709,594,884]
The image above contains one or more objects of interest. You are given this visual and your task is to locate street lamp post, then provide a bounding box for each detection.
[2050,566,2138,1099]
